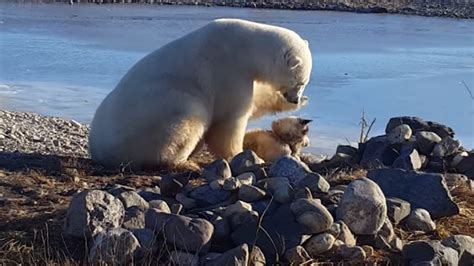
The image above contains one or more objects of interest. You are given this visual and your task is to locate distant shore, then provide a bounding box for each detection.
[10,0,474,19]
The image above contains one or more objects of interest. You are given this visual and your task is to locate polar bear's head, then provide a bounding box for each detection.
[259,32,312,106]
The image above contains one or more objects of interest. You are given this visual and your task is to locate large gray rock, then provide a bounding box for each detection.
[144,211,213,253]
[123,206,146,230]
[202,159,232,182]
[415,131,442,155]
[148,200,171,213]
[268,156,312,184]
[402,240,459,266]
[386,197,411,224]
[359,136,399,168]
[336,178,387,235]
[405,208,436,232]
[456,153,474,180]
[441,235,474,266]
[336,244,366,260]
[63,190,125,238]
[231,204,309,264]
[386,117,454,138]
[258,177,294,203]
[159,172,192,197]
[205,243,249,266]
[296,173,330,194]
[189,185,231,207]
[433,136,461,158]
[90,228,140,265]
[238,185,266,202]
[303,233,335,257]
[230,150,265,176]
[117,191,149,209]
[290,198,333,234]
[368,169,459,219]
[328,221,356,246]
[387,124,412,144]
[392,147,422,170]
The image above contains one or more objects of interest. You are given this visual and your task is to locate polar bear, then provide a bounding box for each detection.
[244,116,312,162]
[89,18,312,169]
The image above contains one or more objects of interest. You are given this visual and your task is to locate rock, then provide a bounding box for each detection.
[63,190,125,238]
[175,193,197,209]
[379,218,395,243]
[336,244,366,260]
[304,233,335,257]
[268,155,312,184]
[336,178,387,235]
[456,153,474,180]
[290,198,333,234]
[238,185,266,202]
[368,169,459,219]
[327,153,357,167]
[322,189,344,205]
[284,246,311,264]
[403,240,459,266]
[387,124,412,144]
[250,199,279,216]
[159,172,192,197]
[258,177,294,203]
[386,117,428,135]
[432,136,461,157]
[168,251,199,266]
[236,172,256,186]
[336,145,359,158]
[148,200,171,213]
[392,147,422,170]
[415,131,442,155]
[123,206,146,230]
[231,204,309,264]
[137,187,163,202]
[117,191,149,209]
[206,243,250,266]
[189,185,231,207]
[441,235,474,266]
[209,179,225,190]
[328,221,356,246]
[107,184,136,197]
[208,215,231,246]
[202,159,232,182]
[405,208,436,232]
[296,173,330,194]
[249,245,266,266]
[359,136,399,168]
[90,228,140,265]
[170,203,183,214]
[230,210,260,230]
[223,200,253,218]
[451,151,468,168]
[230,150,265,176]
[223,177,241,191]
[200,253,222,265]
[144,211,213,253]
[427,156,449,173]
[131,228,155,258]
[386,197,411,224]
[294,187,313,200]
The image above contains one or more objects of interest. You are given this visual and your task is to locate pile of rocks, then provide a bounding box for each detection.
[0,110,89,157]
[62,114,473,265]
[312,116,473,181]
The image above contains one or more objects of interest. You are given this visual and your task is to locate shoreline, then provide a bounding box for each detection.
[8,0,474,19]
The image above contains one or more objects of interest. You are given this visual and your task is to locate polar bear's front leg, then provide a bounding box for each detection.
[205,115,249,160]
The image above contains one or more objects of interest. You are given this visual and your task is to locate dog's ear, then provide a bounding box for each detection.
[298,118,312,125]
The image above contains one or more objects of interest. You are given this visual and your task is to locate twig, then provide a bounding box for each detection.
[364,118,376,143]
[359,109,368,144]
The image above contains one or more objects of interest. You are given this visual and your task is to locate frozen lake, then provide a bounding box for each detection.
[1,3,473,154]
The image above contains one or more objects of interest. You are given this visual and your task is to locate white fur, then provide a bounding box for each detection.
[89,18,312,169]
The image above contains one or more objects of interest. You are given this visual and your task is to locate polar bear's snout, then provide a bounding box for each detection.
[283,85,305,104]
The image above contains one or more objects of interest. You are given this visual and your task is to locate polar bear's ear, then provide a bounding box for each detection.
[304,39,309,46]
[285,50,303,69]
